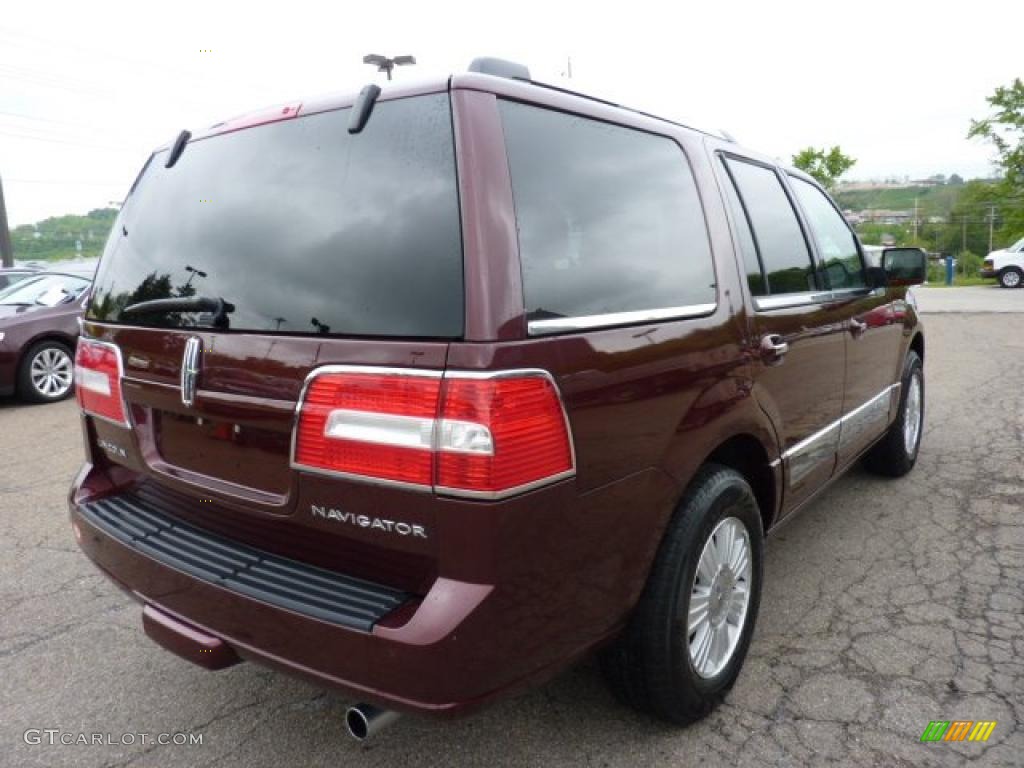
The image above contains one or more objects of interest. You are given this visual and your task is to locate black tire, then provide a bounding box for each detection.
[998,267,1023,289]
[864,350,924,477]
[599,464,764,724]
[17,340,75,403]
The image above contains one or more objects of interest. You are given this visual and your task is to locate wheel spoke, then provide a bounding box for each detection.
[696,544,717,583]
[726,586,748,624]
[691,624,714,673]
[708,623,727,668]
[689,587,711,633]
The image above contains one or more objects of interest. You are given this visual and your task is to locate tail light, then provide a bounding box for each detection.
[75,338,128,426]
[292,367,574,499]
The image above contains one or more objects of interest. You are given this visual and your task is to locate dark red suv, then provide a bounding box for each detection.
[69,58,926,737]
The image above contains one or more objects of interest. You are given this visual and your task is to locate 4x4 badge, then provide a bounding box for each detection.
[181,337,202,407]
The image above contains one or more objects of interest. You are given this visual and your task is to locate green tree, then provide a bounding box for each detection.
[792,146,856,189]
[968,79,1024,243]
[969,78,1024,186]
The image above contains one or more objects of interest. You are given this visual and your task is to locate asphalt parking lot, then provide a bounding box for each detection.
[1,308,1022,767]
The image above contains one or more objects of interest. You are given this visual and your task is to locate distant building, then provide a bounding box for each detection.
[861,209,914,225]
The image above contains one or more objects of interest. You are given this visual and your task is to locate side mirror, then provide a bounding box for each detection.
[881,247,927,287]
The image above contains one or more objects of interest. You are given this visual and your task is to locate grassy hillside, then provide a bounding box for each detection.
[10,208,117,262]
[834,185,962,215]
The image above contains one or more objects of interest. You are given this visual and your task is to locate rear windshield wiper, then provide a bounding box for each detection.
[122,296,235,328]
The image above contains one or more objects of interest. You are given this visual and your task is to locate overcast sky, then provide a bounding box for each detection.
[1,0,1020,226]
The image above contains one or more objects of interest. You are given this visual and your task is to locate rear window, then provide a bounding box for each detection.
[497,100,716,326]
[88,94,463,337]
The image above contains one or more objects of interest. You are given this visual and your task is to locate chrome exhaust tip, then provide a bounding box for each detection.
[345,703,400,741]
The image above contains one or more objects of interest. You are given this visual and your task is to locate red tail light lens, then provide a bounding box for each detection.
[75,338,128,426]
[292,368,574,498]
[293,370,442,488]
[436,375,574,497]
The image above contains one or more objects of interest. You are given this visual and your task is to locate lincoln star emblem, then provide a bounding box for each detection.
[181,337,202,407]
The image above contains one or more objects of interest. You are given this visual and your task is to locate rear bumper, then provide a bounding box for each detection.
[72,495,501,715]
[70,463,677,716]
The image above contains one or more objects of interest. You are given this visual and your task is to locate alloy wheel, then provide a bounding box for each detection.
[688,516,753,679]
[903,373,923,456]
[30,347,73,399]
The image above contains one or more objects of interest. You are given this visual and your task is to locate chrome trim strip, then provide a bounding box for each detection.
[754,287,876,312]
[785,420,841,485]
[783,419,840,462]
[778,383,902,483]
[754,292,831,311]
[435,469,577,500]
[289,365,577,500]
[527,303,717,336]
[292,464,434,494]
[180,337,201,407]
[837,386,895,455]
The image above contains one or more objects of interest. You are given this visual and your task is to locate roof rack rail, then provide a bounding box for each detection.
[465,56,718,141]
[468,57,531,81]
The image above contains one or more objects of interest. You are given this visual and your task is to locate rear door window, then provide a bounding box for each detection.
[498,100,716,327]
[88,94,463,338]
[789,176,866,290]
[723,157,818,295]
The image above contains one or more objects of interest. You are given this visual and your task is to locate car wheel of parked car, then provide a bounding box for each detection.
[18,341,75,403]
[600,464,764,724]
[864,350,924,477]
[998,267,1023,289]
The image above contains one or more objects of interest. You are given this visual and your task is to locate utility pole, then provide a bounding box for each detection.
[987,204,996,254]
[912,196,919,243]
[961,216,967,254]
[0,174,13,268]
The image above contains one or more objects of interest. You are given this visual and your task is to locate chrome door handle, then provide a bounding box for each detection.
[850,318,867,337]
[760,333,789,362]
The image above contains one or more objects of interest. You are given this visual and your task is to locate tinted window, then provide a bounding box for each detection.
[724,158,817,295]
[718,164,766,296]
[88,94,463,337]
[790,176,865,290]
[498,101,715,323]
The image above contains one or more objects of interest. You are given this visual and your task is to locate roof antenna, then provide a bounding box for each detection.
[348,84,381,134]
[165,130,191,168]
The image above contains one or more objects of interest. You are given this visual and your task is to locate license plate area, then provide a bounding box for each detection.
[155,411,292,497]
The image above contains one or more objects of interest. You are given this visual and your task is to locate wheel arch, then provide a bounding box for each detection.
[17,331,77,369]
[702,434,777,534]
[909,331,924,362]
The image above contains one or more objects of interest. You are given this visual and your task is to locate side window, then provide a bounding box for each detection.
[498,100,716,325]
[789,176,866,290]
[719,162,766,296]
[724,157,817,295]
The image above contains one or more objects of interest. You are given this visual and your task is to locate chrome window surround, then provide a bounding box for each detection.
[753,287,882,312]
[76,337,131,428]
[290,365,576,501]
[528,303,717,336]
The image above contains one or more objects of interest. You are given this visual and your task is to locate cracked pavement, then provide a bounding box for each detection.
[1,313,1021,767]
